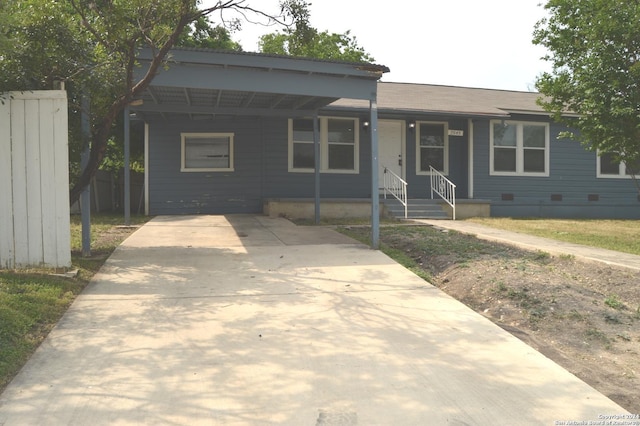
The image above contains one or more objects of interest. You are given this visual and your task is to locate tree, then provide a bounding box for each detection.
[178,15,243,51]
[259,0,374,62]
[0,0,286,206]
[533,0,640,180]
[0,1,14,56]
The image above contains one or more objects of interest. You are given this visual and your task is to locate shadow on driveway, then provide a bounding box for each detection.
[0,215,628,425]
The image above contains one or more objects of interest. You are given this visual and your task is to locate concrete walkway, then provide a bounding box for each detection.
[418,219,640,272]
[0,215,628,425]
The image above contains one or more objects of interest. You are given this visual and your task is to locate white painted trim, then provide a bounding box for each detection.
[25,99,43,264]
[39,99,57,265]
[288,116,360,174]
[288,118,314,173]
[52,95,71,267]
[324,116,360,174]
[378,119,406,181]
[415,121,449,176]
[489,120,550,177]
[144,122,149,215]
[468,118,474,199]
[180,132,235,172]
[596,151,634,179]
[10,99,29,264]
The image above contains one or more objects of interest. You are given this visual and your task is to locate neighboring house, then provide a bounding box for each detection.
[132,48,640,220]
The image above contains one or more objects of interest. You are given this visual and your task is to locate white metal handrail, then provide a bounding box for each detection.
[430,166,456,220]
[383,167,408,218]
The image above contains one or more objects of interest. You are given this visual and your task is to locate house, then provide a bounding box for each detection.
[130,48,640,222]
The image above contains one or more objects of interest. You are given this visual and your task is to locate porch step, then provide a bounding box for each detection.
[382,198,450,220]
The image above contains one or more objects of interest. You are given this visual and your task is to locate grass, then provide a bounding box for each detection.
[0,213,149,392]
[604,294,625,310]
[467,218,640,256]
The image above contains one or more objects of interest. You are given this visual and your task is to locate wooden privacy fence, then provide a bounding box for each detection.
[0,90,71,269]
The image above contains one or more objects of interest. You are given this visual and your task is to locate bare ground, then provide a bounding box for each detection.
[343,225,640,413]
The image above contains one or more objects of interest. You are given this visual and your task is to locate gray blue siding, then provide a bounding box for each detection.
[473,116,640,218]
[400,116,469,199]
[148,116,375,215]
[147,113,639,218]
[148,117,265,214]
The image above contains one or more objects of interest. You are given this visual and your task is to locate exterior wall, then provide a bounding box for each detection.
[367,113,469,199]
[261,116,374,199]
[148,117,265,214]
[150,110,640,219]
[147,112,473,215]
[147,116,375,215]
[473,115,640,218]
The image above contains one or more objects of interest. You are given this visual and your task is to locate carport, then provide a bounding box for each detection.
[126,48,389,247]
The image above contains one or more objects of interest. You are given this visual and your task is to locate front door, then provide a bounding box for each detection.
[378,120,405,190]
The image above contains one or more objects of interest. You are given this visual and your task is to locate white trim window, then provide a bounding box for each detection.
[490,121,549,176]
[416,121,448,175]
[597,152,638,178]
[181,133,234,172]
[288,117,359,173]
[290,118,316,170]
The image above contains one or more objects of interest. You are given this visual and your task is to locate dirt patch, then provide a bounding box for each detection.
[343,225,640,412]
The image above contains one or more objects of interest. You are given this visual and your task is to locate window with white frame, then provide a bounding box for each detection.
[597,152,639,178]
[181,133,234,172]
[416,122,448,175]
[288,117,359,173]
[490,121,549,176]
[291,119,315,169]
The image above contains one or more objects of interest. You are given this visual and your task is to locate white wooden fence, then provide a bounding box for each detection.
[0,90,71,269]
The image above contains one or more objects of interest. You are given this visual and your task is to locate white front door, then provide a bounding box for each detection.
[378,120,405,190]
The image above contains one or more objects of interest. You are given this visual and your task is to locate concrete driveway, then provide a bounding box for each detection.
[0,215,628,425]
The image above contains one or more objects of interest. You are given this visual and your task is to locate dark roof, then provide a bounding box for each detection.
[142,46,390,77]
[329,82,550,117]
[133,47,389,120]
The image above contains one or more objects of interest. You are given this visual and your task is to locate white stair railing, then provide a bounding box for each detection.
[383,167,408,218]
[430,166,456,220]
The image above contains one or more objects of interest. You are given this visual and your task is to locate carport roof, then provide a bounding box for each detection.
[132,48,389,121]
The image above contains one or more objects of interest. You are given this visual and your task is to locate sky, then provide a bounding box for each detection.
[209,0,552,92]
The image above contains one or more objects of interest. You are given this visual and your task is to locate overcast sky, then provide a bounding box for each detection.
[210,0,551,92]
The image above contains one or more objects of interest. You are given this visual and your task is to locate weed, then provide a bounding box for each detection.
[529,308,546,322]
[534,250,551,261]
[604,294,625,310]
[567,309,584,321]
[457,261,470,269]
[604,312,622,324]
[585,327,609,343]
